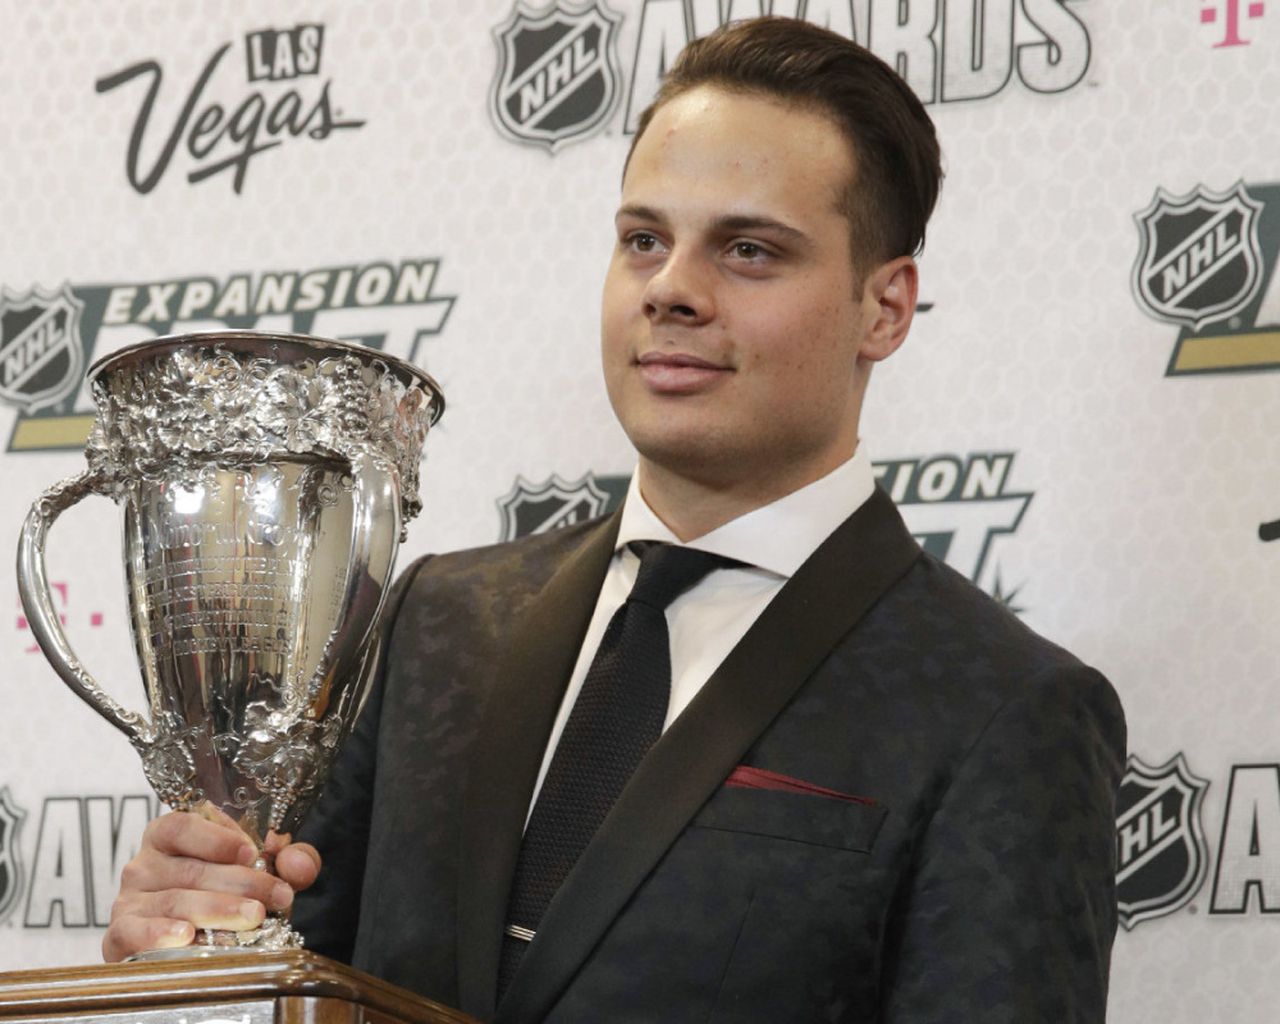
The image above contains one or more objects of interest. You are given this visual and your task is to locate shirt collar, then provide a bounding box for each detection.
[614,444,876,579]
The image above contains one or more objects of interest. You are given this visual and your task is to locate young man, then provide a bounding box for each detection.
[105,18,1125,1023]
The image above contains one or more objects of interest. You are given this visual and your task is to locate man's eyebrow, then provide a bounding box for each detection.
[614,206,811,244]
[714,214,810,244]
[615,203,665,224]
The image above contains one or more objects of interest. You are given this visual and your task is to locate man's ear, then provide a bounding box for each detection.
[857,256,918,363]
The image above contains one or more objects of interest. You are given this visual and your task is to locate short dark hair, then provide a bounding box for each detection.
[628,17,943,271]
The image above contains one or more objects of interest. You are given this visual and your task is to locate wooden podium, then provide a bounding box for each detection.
[0,951,478,1024]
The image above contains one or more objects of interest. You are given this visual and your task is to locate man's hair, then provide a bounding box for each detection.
[628,17,943,272]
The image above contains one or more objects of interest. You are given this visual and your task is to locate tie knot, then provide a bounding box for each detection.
[626,542,740,611]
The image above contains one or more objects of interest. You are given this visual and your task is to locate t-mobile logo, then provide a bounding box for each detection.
[1201,0,1267,47]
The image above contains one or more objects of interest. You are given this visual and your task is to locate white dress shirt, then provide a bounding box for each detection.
[527,445,876,816]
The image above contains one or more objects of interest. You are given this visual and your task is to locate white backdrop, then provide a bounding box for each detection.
[1,1,1278,1018]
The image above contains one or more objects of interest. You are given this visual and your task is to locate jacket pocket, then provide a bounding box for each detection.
[690,784,888,853]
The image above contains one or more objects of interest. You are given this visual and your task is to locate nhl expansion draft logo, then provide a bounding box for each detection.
[0,285,85,414]
[873,451,1032,599]
[0,787,25,924]
[1116,753,1210,930]
[498,472,627,541]
[1,257,454,453]
[490,0,622,152]
[1133,182,1263,332]
[1132,181,1280,376]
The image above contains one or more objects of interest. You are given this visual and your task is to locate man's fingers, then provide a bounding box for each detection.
[124,855,293,910]
[275,842,322,891]
[106,810,303,964]
[101,889,269,963]
[143,812,257,866]
[103,915,194,963]
[102,887,280,962]
[189,801,242,833]
[127,889,268,932]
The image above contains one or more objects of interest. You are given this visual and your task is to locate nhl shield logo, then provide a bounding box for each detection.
[0,284,85,413]
[0,787,25,924]
[490,0,622,152]
[1116,753,1210,930]
[1132,182,1264,332]
[499,473,610,541]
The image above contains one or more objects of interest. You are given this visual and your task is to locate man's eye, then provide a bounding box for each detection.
[627,232,660,252]
[731,241,767,260]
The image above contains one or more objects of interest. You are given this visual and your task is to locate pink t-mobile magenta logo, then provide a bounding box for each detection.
[1201,0,1267,47]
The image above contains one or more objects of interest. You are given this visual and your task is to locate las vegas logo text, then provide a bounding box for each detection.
[96,23,363,194]
[1132,180,1280,376]
[490,0,1092,151]
[0,258,454,453]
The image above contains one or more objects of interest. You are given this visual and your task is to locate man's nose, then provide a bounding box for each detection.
[643,249,714,325]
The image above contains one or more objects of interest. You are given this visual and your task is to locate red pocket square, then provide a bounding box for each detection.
[724,765,877,806]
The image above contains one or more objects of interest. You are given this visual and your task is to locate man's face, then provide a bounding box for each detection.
[601,84,886,492]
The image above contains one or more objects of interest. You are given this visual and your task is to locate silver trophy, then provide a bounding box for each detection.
[16,332,443,954]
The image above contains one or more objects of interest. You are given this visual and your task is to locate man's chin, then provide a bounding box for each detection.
[632,436,754,489]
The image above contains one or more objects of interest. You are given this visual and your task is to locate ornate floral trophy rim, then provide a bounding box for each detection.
[16,330,444,958]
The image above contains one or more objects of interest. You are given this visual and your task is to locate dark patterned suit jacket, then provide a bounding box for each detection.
[294,488,1126,1023]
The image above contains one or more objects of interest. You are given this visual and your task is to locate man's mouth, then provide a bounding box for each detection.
[635,351,732,394]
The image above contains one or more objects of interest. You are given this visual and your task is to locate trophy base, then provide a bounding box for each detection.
[127,914,304,961]
[127,945,261,962]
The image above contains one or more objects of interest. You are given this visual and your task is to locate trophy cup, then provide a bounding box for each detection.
[16,331,444,954]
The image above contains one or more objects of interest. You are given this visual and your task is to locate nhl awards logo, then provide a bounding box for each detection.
[1116,753,1210,930]
[0,787,25,924]
[490,0,622,152]
[1133,182,1263,332]
[1132,181,1280,376]
[498,472,627,540]
[0,285,85,414]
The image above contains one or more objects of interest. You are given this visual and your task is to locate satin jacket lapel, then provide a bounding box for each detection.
[496,488,921,1024]
[456,511,622,1020]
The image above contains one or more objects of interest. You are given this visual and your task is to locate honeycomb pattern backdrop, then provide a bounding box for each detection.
[1,1,1278,1017]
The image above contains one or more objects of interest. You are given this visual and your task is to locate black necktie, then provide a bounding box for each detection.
[497,542,740,997]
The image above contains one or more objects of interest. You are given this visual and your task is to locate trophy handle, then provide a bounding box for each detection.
[301,452,400,719]
[16,470,153,747]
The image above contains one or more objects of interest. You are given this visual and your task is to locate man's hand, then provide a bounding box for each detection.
[103,807,322,962]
